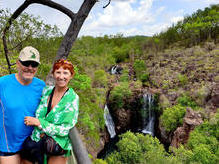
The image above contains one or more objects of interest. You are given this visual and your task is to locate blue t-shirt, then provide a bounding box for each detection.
[0,74,45,153]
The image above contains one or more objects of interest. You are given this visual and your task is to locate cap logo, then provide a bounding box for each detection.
[30,50,36,59]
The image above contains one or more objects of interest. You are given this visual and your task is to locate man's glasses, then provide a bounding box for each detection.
[19,60,39,68]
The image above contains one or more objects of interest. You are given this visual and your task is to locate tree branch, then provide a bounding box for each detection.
[2,0,75,73]
[103,0,111,8]
[2,0,33,73]
[55,0,97,60]
[35,0,75,20]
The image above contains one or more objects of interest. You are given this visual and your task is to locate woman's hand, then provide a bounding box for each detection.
[24,116,40,127]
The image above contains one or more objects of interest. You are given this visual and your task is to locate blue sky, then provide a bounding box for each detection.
[1,0,218,37]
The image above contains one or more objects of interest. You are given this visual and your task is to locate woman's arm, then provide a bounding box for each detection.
[25,94,79,137]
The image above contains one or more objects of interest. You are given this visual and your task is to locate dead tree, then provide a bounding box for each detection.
[2,0,111,163]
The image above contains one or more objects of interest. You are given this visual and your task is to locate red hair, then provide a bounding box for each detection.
[52,59,75,76]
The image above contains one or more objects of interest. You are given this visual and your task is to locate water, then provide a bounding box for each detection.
[104,105,116,138]
[110,65,118,75]
[141,93,155,136]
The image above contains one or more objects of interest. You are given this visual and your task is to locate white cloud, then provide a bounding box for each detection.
[170,16,184,24]
[83,0,154,34]
[2,0,216,37]
[207,0,219,3]
[182,0,218,5]
[141,23,170,36]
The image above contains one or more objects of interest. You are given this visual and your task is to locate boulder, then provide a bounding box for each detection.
[171,108,203,148]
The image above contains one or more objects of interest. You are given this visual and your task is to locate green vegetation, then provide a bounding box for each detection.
[93,69,108,88]
[1,5,218,162]
[172,111,219,164]
[177,73,188,86]
[177,94,198,109]
[119,67,129,82]
[105,121,219,164]
[133,59,149,82]
[143,4,219,53]
[160,105,186,132]
[105,131,178,164]
[109,82,132,111]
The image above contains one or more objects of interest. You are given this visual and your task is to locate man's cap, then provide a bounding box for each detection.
[19,46,40,64]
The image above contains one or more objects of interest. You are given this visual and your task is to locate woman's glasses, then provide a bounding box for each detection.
[19,60,39,68]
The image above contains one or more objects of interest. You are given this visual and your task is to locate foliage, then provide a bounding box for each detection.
[105,131,178,164]
[171,111,219,164]
[133,59,149,82]
[177,94,198,109]
[36,63,52,80]
[119,67,129,82]
[144,5,219,51]
[93,159,108,164]
[0,9,61,74]
[109,82,132,110]
[192,144,218,164]
[112,45,130,63]
[70,67,91,91]
[1,5,218,161]
[177,73,188,86]
[93,69,108,88]
[160,105,186,132]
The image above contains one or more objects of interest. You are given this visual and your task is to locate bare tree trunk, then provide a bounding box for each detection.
[46,0,96,85]
[56,0,96,59]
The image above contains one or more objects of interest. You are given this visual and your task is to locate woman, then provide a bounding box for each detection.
[22,59,79,164]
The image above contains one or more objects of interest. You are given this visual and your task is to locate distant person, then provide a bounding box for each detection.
[0,46,45,164]
[21,59,79,164]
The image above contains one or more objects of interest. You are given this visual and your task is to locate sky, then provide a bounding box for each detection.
[1,0,218,37]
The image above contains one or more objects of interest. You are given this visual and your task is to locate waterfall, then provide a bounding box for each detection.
[111,65,118,75]
[141,93,155,136]
[104,105,116,138]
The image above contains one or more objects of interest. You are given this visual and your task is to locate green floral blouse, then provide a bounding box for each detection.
[31,86,79,151]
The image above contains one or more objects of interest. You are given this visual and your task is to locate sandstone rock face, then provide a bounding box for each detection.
[115,108,131,132]
[171,108,203,148]
[158,123,172,146]
[209,83,219,108]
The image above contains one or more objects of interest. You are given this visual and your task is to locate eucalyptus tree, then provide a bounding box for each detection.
[2,0,111,81]
[0,9,61,73]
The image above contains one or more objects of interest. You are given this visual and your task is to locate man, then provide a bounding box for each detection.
[0,46,45,164]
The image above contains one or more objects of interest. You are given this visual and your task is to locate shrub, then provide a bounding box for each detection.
[140,73,149,82]
[119,68,129,82]
[187,123,219,152]
[105,131,177,164]
[177,73,188,86]
[36,63,51,80]
[186,112,219,164]
[93,159,108,164]
[172,145,194,164]
[70,67,91,91]
[191,144,217,164]
[116,132,142,164]
[133,59,149,82]
[112,46,129,63]
[177,94,198,109]
[109,82,132,110]
[160,105,186,132]
[162,80,170,89]
[93,69,108,88]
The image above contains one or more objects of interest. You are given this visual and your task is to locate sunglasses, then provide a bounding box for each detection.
[55,59,73,66]
[19,60,39,68]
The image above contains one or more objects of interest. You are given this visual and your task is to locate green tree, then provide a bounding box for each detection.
[160,105,186,132]
[109,82,132,110]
